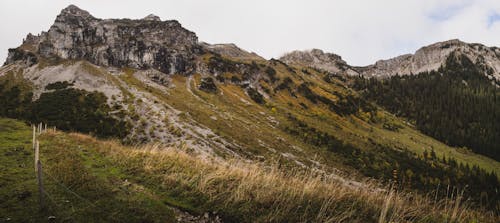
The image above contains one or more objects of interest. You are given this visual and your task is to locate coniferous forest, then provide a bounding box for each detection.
[353,53,500,161]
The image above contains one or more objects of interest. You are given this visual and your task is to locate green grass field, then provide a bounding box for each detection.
[0,118,497,222]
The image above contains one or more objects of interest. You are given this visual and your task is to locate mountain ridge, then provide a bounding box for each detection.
[7,5,500,85]
[279,39,500,85]
[5,4,201,75]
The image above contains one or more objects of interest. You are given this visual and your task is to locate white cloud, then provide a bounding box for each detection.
[0,0,499,66]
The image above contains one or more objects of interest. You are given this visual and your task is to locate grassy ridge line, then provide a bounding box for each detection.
[40,130,497,222]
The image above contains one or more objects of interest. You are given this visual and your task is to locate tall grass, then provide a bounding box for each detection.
[46,132,497,222]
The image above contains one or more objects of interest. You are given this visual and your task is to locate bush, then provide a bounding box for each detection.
[246,87,265,104]
[199,77,217,93]
[265,66,278,83]
[32,88,129,138]
[0,78,129,138]
[45,81,74,90]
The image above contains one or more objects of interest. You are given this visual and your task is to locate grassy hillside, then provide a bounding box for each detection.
[0,118,498,222]
[2,55,499,211]
[116,57,500,208]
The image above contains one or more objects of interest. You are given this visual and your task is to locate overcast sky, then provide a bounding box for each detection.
[1,0,500,66]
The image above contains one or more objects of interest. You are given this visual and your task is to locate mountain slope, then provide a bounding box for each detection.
[353,53,500,161]
[1,4,499,218]
[279,40,500,167]
[1,118,497,222]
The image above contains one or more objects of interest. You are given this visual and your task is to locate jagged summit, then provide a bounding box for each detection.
[57,4,95,20]
[280,49,359,75]
[358,39,500,81]
[277,39,500,83]
[143,14,161,21]
[60,4,92,16]
[5,5,200,74]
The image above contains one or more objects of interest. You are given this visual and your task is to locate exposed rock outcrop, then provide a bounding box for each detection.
[6,5,201,75]
[358,39,500,81]
[279,49,359,76]
[201,42,265,61]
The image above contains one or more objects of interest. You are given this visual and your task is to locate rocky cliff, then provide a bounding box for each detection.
[200,42,264,61]
[358,39,500,82]
[280,49,359,76]
[5,5,201,75]
[279,40,500,84]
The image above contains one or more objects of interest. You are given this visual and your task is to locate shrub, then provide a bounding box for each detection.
[199,77,217,93]
[246,87,265,104]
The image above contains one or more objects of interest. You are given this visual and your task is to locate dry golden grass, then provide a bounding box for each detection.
[45,131,497,222]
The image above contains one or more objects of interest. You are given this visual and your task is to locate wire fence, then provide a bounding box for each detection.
[32,122,97,218]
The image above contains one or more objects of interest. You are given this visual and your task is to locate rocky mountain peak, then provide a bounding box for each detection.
[5,5,201,75]
[143,14,161,21]
[201,42,264,61]
[359,39,500,82]
[56,4,95,22]
[280,49,359,75]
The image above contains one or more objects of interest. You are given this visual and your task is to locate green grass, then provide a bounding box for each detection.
[0,119,41,221]
[1,118,496,222]
[0,118,176,222]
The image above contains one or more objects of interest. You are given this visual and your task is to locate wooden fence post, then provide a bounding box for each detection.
[32,125,36,150]
[37,160,45,211]
[34,140,39,172]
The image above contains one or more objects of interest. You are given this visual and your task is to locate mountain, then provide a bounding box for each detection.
[353,52,500,159]
[5,5,201,74]
[1,5,499,222]
[280,41,500,162]
[358,39,500,83]
[281,39,500,86]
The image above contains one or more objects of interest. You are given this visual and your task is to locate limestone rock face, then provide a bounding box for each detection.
[6,5,201,75]
[359,39,500,81]
[279,49,359,76]
[201,42,265,61]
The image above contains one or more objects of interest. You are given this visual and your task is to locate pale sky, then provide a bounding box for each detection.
[1,0,500,66]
